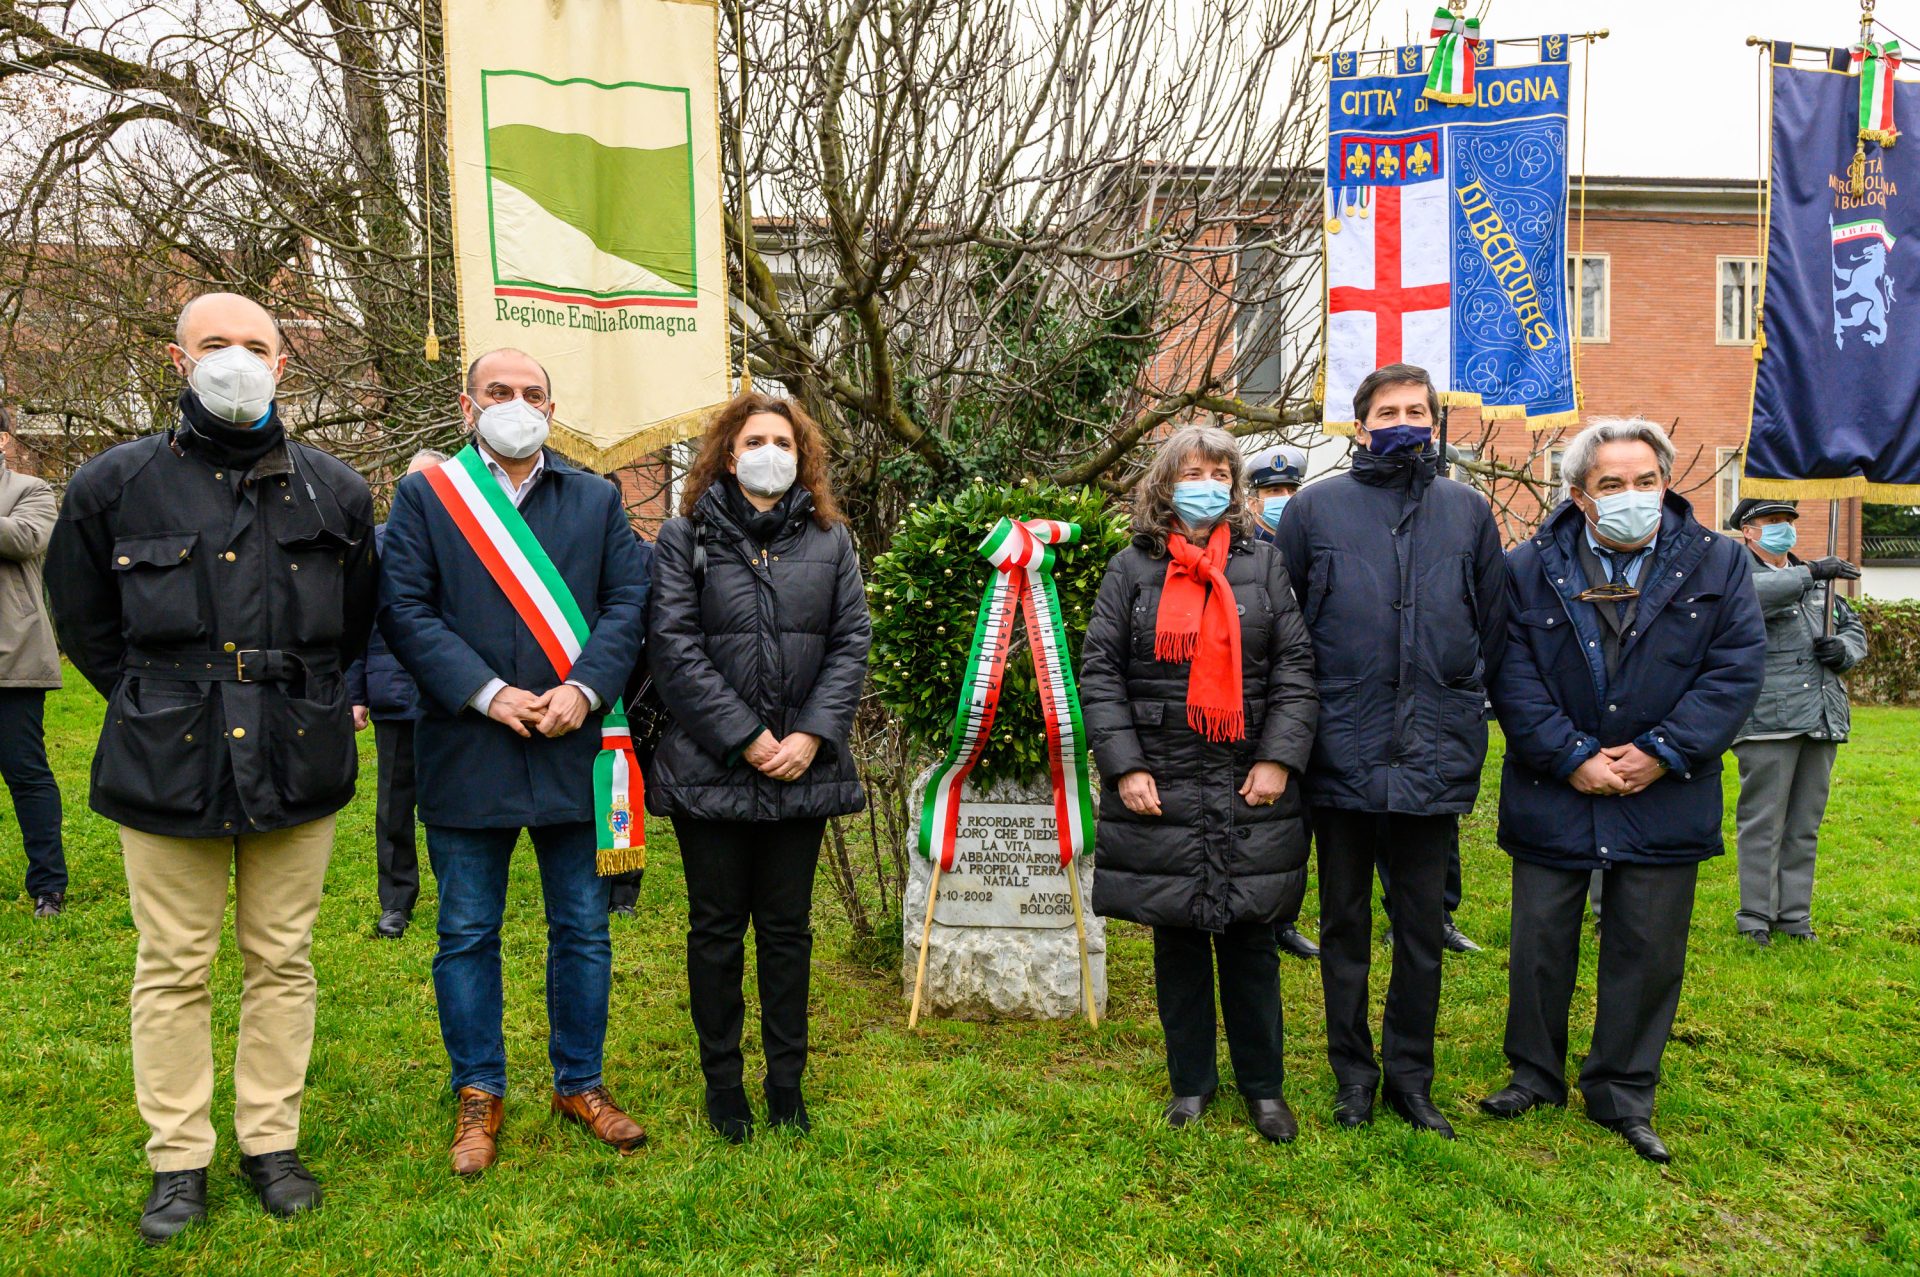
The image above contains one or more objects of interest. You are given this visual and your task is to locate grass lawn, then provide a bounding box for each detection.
[1,676,1918,1275]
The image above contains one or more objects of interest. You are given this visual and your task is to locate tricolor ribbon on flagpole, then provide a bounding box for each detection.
[422,446,644,876]
[1854,38,1902,146]
[1423,8,1483,106]
[915,517,1095,874]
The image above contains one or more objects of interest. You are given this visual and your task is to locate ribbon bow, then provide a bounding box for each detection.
[1849,38,1901,194]
[1423,7,1484,106]
[916,517,1094,874]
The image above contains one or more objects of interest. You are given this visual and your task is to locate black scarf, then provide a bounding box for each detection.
[721,474,808,544]
[1351,443,1439,498]
[175,390,286,471]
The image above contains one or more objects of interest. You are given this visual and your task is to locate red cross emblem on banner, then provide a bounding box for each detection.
[1328,186,1451,366]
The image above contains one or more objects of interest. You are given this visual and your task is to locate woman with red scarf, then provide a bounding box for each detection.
[1081,425,1318,1143]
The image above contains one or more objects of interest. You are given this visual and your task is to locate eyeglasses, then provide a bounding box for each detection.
[1573,581,1640,605]
[477,383,549,408]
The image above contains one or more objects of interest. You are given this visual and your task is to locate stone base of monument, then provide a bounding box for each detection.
[902,768,1108,1022]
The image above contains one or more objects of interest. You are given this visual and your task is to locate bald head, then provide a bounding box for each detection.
[174,292,283,356]
[465,348,551,400]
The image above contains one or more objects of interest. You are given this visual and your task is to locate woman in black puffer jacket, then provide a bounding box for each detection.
[646,392,871,1143]
[1080,424,1317,1143]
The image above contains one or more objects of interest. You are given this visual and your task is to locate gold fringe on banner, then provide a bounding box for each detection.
[549,399,728,473]
[1479,403,1529,421]
[1740,475,1920,501]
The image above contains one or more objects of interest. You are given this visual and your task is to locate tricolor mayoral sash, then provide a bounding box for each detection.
[422,446,644,874]
[916,517,1094,874]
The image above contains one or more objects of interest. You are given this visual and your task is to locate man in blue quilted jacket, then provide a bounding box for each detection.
[1482,417,1765,1164]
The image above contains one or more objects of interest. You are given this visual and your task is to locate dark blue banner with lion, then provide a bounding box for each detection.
[1747,44,1920,500]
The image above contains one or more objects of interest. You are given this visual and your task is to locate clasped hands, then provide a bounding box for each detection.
[1118,761,1288,816]
[487,684,592,739]
[1569,743,1667,797]
[743,729,820,782]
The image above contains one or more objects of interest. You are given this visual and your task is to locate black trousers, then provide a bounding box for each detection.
[1377,825,1463,918]
[0,689,63,899]
[373,719,423,914]
[607,869,643,910]
[1503,858,1698,1122]
[1152,921,1286,1099]
[675,815,825,1090]
[1316,807,1453,1094]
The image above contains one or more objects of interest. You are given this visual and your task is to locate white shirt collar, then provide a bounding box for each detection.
[480,448,545,508]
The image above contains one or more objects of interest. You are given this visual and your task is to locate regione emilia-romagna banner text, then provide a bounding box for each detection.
[1321,36,1577,433]
[443,0,729,468]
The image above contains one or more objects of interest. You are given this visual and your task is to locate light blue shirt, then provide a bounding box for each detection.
[1583,526,1658,589]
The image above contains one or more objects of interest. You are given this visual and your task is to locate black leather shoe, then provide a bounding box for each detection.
[1478,1084,1564,1119]
[1385,1089,1457,1138]
[139,1168,207,1245]
[1598,1116,1671,1164]
[765,1082,810,1134]
[376,910,408,939]
[706,1085,753,1144]
[1163,1089,1216,1129]
[1333,1084,1375,1128]
[1442,921,1482,954]
[609,901,636,918]
[238,1149,322,1217]
[1777,929,1817,943]
[1246,1097,1298,1144]
[33,893,63,918]
[1276,925,1320,960]
[1740,929,1772,948]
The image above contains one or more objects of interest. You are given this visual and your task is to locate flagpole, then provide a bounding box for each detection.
[1826,501,1843,636]
[1066,859,1098,1028]
[908,860,943,1028]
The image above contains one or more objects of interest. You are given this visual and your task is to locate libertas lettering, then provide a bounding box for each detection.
[1455,178,1558,351]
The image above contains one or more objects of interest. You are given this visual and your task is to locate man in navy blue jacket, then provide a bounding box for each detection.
[378,348,649,1175]
[348,449,445,940]
[1482,417,1764,1164]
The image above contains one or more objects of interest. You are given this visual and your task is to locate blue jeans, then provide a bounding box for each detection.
[0,689,64,899]
[425,822,611,1097]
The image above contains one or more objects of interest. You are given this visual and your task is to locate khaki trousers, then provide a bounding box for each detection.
[120,816,334,1171]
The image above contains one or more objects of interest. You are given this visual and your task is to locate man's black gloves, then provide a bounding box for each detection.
[1812,636,1851,670]
[1806,557,1862,582]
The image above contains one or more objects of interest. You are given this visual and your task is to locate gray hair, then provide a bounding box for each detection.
[409,448,448,468]
[1561,416,1676,493]
[1131,423,1256,553]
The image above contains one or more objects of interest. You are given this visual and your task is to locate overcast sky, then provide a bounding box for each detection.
[1351,0,1906,180]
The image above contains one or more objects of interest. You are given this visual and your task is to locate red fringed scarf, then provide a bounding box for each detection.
[1155,524,1245,741]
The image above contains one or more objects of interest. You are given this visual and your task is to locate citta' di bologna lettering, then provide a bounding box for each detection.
[494,297,698,335]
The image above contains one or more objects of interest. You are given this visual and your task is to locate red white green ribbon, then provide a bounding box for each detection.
[1423,8,1483,106]
[1853,39,1902,146]
[916,517,1094,874]
[422,446,643,874]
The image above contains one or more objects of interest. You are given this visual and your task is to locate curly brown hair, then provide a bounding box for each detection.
[680,391,844,527]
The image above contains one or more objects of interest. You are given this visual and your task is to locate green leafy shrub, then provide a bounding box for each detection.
[1852,597,1920,705]
[867,482,1131,786]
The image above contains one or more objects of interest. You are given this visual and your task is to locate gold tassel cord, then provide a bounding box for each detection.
[418,0,440,362]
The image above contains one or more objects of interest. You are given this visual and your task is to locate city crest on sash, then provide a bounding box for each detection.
[607,796,634,841]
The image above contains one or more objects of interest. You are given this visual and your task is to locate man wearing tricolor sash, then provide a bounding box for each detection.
[379,348,651,1175]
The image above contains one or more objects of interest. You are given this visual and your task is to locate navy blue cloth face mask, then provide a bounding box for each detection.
[1364,424,1433,455]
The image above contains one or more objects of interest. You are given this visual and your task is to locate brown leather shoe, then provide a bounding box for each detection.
[450,1086,503,1176]
[551,1084,647,1153]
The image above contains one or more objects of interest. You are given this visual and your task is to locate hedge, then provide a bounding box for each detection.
[1852,597,1920,705]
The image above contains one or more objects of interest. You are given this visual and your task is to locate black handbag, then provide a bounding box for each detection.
[627,519,705,766]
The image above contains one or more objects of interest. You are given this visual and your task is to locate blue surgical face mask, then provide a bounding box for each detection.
[1365,424,1432,455]
[1756,522,1798,555]
[1585,487,1663,545]
[1258,494,1291,530]
[1172,479,1232,529]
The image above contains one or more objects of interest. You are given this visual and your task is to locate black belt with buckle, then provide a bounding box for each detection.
[125,647,337,683]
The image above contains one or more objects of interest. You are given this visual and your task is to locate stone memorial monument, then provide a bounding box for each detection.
[901,769,1107,1021]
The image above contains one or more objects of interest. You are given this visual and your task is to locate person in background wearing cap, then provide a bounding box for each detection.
[1727,498,1865,947]
[1246,442,1320,961]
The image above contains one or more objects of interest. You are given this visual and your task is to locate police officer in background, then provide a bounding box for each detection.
[1726,498,1866,945]
[1246,443,1319,961]
[47,292,377,1243]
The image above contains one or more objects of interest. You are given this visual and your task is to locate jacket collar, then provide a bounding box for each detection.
[695,479,816,546]
[1537,489,1717,628]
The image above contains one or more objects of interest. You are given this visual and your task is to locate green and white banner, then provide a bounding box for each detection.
[443,0,731,468]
